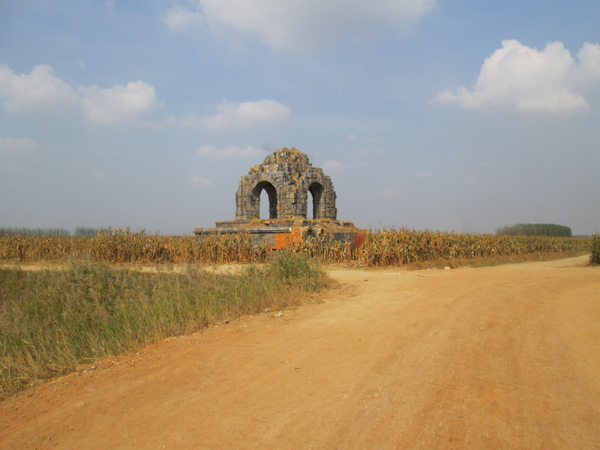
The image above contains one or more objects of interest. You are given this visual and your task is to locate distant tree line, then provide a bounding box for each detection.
[496,223,572,238]
[0,227,100,238]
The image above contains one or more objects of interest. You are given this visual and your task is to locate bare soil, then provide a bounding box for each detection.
[1,256,599,449]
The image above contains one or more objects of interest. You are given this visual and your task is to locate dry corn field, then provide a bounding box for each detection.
[0,228,592,267]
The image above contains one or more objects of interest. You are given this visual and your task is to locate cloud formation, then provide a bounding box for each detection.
[189,176,212,187]
[78,81,162,124]
[200,100,291,131]
[0,63,161,123]
[379,187,395,198]
[163,6,204,32]
[167,0,435,50]
[323,160,352,171]
[434,40,600,113]
[197,144,264,159]
[0,64,78,111]
[0,137,38,154]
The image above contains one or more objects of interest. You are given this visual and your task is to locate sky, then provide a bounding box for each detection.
[1,0,599,235]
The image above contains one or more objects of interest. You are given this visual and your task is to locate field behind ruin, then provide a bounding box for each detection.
[0,228,592,266]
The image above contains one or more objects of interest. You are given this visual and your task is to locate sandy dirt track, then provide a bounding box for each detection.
[1,256,599,449]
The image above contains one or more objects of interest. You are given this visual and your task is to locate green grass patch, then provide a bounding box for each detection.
[591,235,600,265]
[0,252,329,400]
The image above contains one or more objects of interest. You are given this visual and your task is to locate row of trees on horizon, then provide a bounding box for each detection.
[0,227,99,238]
[496,223,573,238]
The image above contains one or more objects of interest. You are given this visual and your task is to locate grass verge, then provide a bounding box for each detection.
[591,235,600,265]
[0,252,329,400]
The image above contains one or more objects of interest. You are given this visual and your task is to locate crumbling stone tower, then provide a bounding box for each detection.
[236,147,337,220]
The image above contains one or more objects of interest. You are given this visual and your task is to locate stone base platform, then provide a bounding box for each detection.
[194,218,367,250]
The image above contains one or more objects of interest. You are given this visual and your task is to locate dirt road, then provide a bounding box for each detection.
[2,256,599,449]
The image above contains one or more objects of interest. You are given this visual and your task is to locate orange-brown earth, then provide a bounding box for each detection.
[1,256,599,449]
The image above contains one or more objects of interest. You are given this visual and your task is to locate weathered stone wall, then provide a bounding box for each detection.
[235,147,337,220]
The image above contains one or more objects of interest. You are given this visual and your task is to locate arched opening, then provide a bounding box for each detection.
[308,182,324,219]
[252,181,278,219]
[260,190,270,219]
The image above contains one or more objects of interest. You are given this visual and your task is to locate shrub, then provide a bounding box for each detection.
[591,235,600,265]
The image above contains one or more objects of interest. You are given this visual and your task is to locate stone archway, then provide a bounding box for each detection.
[308,182,325,219]
[251,181,278,219]
[235,147,337,221]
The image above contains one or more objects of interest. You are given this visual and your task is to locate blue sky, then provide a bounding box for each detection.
[1,0,599,235]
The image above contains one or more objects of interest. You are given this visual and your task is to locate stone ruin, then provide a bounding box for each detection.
[236,147,337,221]
[195,147,365,249]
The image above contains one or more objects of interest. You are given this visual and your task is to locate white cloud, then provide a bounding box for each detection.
[0,64,78,111]
[0,137,38,154]
[379,187,395,198]
[323,159,365,172]
[198,144,264,159]
[576,42,600,86]
[417,171,434,178]
[163,6,205,32]
[323,158,368,171]
[189,176,212,187]
[323,160,350,171]
[0,63,163,124]
[434,40,600,113]
[78,81,162,124]
[200,100,291,131]
[346,134,357,141]
[465,177,479,186]
[179,0,435,50]
[93,171,105,179]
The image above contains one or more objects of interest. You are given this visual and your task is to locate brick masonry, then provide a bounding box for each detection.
[235,147,337,220]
